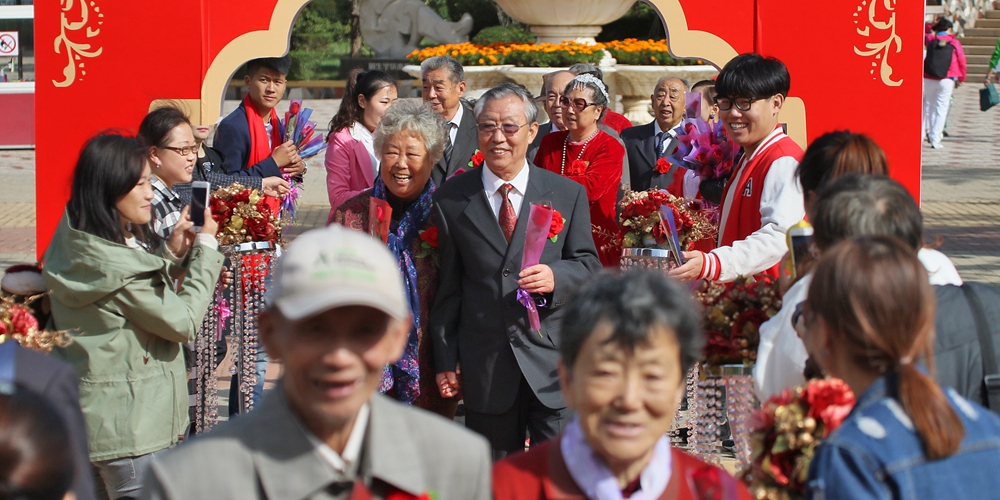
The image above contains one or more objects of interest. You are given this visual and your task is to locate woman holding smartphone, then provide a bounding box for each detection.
[43,132,223,498]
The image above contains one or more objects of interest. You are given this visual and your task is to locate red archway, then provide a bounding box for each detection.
[34,0,922,257]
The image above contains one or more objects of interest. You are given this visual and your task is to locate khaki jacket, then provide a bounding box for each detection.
[44,214,224,461]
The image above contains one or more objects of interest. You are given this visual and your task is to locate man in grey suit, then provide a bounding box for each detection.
[142,226,491,500]
[422,56,479,187]
[528,70,630,191]
[621,76,690,192]
[431,83,602,459]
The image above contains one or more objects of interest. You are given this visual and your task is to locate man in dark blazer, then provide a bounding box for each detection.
[214,56,306,178]
[421,56,480,187]
[9,344,97,500]
[528,70,631,190]
[621,76,690,192]
[431,83,602,459]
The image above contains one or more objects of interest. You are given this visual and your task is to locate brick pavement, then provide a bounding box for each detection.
[4,91,998,281]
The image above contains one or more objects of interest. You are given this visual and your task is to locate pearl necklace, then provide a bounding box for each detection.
[560,129,600,175]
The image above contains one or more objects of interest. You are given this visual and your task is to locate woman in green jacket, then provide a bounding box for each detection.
[43,132,224,499]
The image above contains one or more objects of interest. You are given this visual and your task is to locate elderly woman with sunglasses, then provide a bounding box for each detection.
[534,74,625,267]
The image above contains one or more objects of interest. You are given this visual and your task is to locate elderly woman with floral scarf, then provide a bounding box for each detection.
[330,99,457,418]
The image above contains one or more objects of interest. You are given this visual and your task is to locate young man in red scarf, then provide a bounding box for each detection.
[215,56,306,179]
[669,54,805,283]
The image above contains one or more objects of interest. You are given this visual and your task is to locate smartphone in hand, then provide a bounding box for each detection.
[190,181,210,232]
[788,226,814,280]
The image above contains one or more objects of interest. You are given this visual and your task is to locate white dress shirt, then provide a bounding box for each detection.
[447,104,464,145]
[482,163,530,221]
[349,121,379,178]
[302,403,370,475]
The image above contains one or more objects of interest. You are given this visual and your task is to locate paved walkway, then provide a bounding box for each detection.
[6,89,999,282]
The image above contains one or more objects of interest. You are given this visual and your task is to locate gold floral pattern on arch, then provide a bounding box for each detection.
[53,0,104,88]
[854,0,902,87]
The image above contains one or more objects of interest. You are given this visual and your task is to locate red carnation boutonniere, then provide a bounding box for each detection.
[468,149,484,169]
[415,226,440,264]
[566,160,589,176]
[548,209,565,243]
[655,157,672,175]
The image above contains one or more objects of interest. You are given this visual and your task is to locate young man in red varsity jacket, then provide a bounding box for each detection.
[670,54,804,283]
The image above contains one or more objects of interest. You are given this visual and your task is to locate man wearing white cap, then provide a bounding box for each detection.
[142,225,492,500]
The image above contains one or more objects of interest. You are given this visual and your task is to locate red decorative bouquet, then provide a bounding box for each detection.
[696,277,781,366]
[0,296,70,353]
[210,183,288,246]
[617,189,716,250]
[669,117,739,182]
[743,378,856,499]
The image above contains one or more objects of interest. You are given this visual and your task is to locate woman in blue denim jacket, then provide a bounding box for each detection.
[798,236,1000,499]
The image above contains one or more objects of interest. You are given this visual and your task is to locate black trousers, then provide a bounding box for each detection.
[464,374,571,460]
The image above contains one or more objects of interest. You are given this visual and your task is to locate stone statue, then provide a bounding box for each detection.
[360,0,474,59]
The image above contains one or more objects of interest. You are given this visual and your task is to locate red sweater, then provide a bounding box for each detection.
[601,111,633,135]
[493,440,752,500]
[536,130,624,267]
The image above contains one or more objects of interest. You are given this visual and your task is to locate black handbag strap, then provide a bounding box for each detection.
[962,285,1000,410]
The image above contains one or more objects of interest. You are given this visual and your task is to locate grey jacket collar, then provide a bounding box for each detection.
[249,386,429,498]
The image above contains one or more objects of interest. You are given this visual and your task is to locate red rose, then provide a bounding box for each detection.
[655,157,671,174]
[289,101,301,115]
[469,150,484,168]
[805,378,856,433]
[210,197,231,224]
[246,216,276,242]
[548,210,564,239]
[0,320,7,336]
[566,160,589,176]
[231,190,251,205]
[9,305,38,335]
[376,205,386,222]
[419,226,439,248]
[647,189,670,206]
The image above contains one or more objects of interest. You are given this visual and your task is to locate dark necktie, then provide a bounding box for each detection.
[498,183,516,243]
[654,131,671,158]
[444,122,457,164]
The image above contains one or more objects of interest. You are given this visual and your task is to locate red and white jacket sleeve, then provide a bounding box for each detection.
[700,156,804,282]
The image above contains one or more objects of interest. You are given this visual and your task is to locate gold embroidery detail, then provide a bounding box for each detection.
[53,0,104,88]
[853,0,902,87]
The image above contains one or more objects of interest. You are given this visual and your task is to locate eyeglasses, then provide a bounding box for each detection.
[477,122,528,136]
[161,145,199,156]
[714,96,766,112]
[558,96,598,112]
[653,90,683,102]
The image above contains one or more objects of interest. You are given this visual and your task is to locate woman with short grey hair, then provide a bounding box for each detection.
[330,99,458,417]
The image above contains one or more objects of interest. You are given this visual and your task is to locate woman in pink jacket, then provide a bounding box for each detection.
[923,18,967,149]
[325,69,397,221]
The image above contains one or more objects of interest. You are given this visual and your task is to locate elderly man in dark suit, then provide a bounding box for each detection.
[143,226,492,499]
[431,82,602,459]
[621,76,690,192]
[421,56,479,186]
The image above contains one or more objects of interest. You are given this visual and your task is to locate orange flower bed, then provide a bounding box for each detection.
[407,39,705,67]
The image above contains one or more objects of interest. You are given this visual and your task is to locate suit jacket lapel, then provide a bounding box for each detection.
[250,386,345,499]
[503,167,551,268]
[362,395,430,496]
[449,108,479,172]
[460,172,509,256]
[638,122,658,170]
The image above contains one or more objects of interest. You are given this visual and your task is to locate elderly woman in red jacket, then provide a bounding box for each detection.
[493,271,751,500]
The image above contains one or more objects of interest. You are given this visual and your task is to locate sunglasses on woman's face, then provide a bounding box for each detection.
[558,96,598,112]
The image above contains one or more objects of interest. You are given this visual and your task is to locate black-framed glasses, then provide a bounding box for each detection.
[714,96,765,112]
[558,96,598,112]
[477,121,528,136]
[162,145,198,156]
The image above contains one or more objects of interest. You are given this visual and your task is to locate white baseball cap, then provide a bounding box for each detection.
[269,225,408,322]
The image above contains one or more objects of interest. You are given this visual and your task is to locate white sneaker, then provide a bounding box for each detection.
[931,142,944,149]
